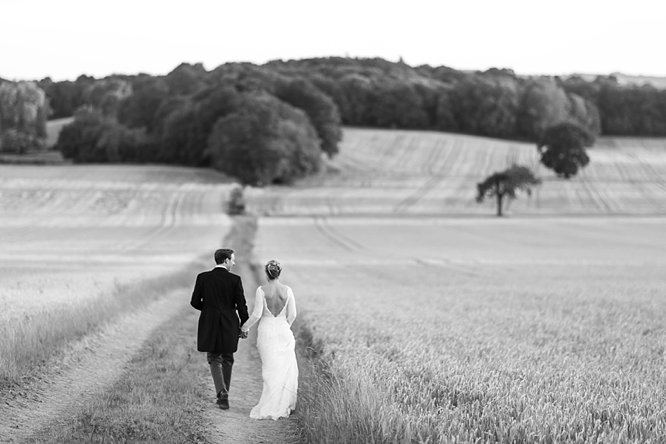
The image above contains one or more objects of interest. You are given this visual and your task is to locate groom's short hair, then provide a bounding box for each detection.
[215,248,234,264]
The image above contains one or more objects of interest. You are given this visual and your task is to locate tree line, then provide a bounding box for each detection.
[2,57,665,185]
[43,63,342,185]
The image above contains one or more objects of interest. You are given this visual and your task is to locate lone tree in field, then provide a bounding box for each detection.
[476,164,541,217]
[537,122,595,178]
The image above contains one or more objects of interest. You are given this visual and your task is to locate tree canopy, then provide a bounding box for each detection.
[537,123,595,178]
[476,164,541,216]
[206,93,321,186]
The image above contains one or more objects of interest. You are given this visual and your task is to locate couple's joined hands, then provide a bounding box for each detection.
[239,329,248,339]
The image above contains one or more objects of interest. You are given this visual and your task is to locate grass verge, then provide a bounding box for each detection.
[35,301,210,443]
[291,320,402,444]
[0,261,208,386]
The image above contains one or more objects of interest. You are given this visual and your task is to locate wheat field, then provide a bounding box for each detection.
[254,216,666,442]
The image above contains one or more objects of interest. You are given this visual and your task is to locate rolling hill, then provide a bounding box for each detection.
[246,128,666,216]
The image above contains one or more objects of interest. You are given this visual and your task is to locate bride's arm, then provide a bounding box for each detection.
[241,287,263,332]
[286,287,297,326]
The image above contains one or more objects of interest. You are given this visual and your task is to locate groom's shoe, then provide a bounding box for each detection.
[218,398,229,410]
[217,391,229,410]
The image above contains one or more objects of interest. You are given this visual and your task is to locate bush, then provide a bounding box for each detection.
[227,186,246,215]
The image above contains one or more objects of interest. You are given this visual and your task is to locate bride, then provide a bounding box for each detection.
[241,260,298,419]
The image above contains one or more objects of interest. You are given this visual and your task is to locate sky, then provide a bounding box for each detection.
[1,0,664,81]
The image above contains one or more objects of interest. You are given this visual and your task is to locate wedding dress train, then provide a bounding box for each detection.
[243,286,298,420]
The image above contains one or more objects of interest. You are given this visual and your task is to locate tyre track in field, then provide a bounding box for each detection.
[115,188,189,253]
[0,290,187,443]
[625,159,666,210]
[578,173,613,213]
[314,216,364,251]
[393,137,457,213]
[609,156,662,212]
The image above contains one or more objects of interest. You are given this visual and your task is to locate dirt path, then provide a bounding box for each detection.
[0,290,187,443]
[0,216,302,444]
[199,216,301,443]
[199,306,302,443]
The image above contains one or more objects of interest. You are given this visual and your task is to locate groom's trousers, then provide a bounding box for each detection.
[207,352,234,396]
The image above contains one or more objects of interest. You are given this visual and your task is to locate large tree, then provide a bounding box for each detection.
[0,81,48,153]
[537,123,594,178]
[476,164,541,217]
[206,92,321,186]
[274,78,342,157]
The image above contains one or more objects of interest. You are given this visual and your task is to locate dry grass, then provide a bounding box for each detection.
[0,260,207,384]
[295,266,665,443]
[35,300,210,443]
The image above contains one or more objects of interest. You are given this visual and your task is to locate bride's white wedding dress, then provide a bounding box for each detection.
[242,285,298,420]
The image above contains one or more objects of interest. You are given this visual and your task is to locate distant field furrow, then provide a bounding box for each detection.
[0,165,233,329]
[246,128,666,216]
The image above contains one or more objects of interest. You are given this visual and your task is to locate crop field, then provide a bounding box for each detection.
[253,216,666,442]
[0,164,234,378]
[2,123,664,441]
[247,128,666,441]
[246,128,666,216]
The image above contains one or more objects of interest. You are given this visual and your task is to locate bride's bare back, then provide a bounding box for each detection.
[262,283,289,317]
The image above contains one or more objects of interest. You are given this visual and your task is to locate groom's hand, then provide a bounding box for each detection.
[239,330,248,339]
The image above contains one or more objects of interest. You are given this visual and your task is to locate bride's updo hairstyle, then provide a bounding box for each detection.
[265,260,282,280]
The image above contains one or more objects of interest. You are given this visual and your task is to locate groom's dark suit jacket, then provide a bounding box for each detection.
[190,267,249,353]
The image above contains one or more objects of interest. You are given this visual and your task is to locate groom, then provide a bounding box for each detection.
[191,248,249,410]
